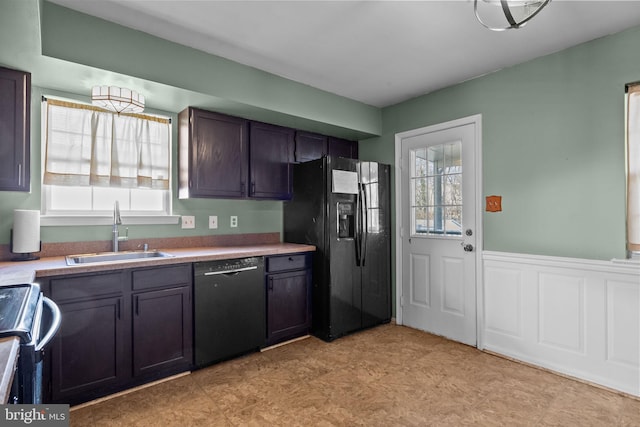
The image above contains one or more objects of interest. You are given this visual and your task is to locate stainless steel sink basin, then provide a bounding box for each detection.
[65,250,173,266]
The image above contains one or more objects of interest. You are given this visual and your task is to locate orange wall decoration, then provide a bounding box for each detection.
[486,195,502,212]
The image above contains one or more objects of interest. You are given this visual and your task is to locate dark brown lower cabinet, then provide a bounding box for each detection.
[132,286,192,379]
[44,264,192,406]
[265,253,312,346]
[50,295,128,404]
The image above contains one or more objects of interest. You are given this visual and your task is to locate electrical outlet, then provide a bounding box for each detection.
[230,215,238,228]
[181,215,195,229]
[208,215,218,229]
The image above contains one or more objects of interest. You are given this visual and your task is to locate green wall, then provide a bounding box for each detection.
[360,25,640,262]
[38,1,381,138]
[0,85,284,244]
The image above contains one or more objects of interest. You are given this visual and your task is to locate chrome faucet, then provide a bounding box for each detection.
[112,201,128,252]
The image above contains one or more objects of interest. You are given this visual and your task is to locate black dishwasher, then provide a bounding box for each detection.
[194,257,265,367]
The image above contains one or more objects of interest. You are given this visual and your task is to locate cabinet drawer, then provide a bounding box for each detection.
[266,253,311,273]
[50,271,124,301]
[132,264,192,291]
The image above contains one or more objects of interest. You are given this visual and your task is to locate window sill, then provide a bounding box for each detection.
[41,215,181,227]
[611,258,640,265]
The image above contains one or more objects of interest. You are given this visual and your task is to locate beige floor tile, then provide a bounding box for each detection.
[69,324,639,427]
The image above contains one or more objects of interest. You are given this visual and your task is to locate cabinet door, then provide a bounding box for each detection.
[328,136,358,160]
[50,296,128,404]
[249,121,294,199]
[294,131,327,163]
[132,286,192,378]
[185,108,249,198]
[266,269,311,345]
[0,67,30,191]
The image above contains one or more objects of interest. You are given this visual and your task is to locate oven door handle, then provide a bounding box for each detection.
[35,297,61,353]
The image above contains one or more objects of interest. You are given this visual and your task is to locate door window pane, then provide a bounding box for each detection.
[410,141,463,236]
[445,206,463,235]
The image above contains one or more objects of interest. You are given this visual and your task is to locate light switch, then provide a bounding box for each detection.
[208,216,218,229]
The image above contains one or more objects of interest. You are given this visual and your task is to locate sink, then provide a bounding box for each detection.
[65,250,173,266]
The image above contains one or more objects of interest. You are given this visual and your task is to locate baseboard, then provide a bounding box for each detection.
[260,335,311,352]
[70,371,191,411]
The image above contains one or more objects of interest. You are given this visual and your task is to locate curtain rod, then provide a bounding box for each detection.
[41,95,172,124]
[625,82,640,93]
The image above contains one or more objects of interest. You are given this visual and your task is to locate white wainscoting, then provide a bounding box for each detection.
[482,251,640,397]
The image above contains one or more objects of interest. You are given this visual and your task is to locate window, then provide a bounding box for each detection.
[626,84,640,258]
[410,141,463,236]
[41,98,174,224]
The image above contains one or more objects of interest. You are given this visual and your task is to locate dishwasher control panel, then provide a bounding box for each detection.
[194,257,263,276]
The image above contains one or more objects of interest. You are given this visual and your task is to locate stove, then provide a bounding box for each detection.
[0,284,41,341]
[0,283,61,404]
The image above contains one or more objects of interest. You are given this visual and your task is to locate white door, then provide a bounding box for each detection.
[398,117,479,346]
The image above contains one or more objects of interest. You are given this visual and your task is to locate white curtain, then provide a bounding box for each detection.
[43,99,170,190]
[628,86,640,252]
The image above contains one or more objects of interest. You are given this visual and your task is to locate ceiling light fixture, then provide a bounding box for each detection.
[91,86,145,114]
[474,0,552,31]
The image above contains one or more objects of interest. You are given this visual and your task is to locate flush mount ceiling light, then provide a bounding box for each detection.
[474,0,552,31]
[91,86,145,114]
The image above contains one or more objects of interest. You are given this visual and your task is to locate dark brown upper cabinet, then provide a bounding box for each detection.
[0,66,30,192]
[294,131,327,163]
[179,107,357,200]
[179,108,294,200]
[179,107,249,199]
[249,121,294,200]
[328,136,358,160]
[293,131,358,164]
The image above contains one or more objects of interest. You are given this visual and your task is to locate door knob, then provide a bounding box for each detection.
[463,244,474,252]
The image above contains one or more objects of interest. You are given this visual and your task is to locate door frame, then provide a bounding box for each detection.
[394,114,485,349]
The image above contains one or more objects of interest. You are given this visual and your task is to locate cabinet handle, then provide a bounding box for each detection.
[268,277,274,291]
[17,164,21,186]
[117,299,121,320]
[241,182,246,194]
[251,182,256,195]
[134,295,139,315]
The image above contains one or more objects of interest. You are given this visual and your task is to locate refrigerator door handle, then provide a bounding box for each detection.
[361,183,368,267]
[355,184,362,266]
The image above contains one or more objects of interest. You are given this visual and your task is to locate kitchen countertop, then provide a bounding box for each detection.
[0,243,316,278]
[0,336,20,404]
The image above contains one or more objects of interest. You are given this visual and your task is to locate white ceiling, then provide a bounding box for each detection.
[46,0,640,108]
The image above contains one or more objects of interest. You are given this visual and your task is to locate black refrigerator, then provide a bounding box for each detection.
[284,156,391,342]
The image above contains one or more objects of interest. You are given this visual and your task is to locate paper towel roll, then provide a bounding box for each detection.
[13,209,41,253]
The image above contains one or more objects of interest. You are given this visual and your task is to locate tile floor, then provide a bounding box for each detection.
[70,324,640,426]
